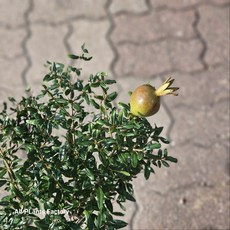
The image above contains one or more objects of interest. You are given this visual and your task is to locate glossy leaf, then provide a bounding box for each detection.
[110,219,128,229]
[96,188,104,210]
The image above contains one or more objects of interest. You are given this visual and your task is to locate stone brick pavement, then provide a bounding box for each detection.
[0,0,229,229]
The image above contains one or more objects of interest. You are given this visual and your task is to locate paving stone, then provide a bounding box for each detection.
[168,39,204,72]
[159,9,196,39]
[30,0,107,23]
[68,20,114,78]
[110,0,148,14]
[211,0,230,4]
[26,24,69,92]
[149,66,230,192]
[0,0,29,27]
[132,181,230,229]
[0,28,27,58]
[0,27,28,105]
[198,5,229,66]
[167,65,229,147]
[150,0,206,9]
[115,41,171,79]
[112,13,165,45]
[112,9,195,45]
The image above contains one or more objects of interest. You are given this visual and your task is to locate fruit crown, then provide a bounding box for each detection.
[155,77,179,96]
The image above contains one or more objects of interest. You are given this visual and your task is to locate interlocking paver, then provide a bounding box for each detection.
[168,39,204,72]
[211,0,230,4]
[198,4,229,66]
[132,180,230,229]
[166,65,229,146]
[115,41,171,78]
[112,9,195,44]
[0,28,27,59]
[150,0,205,9]
[0,27,28,105]
[150,65,230,191]
[112,13,165,44]
[112,8,202,78]
[30,0,107,23]
[110,0,148,14]
[0,0,29,27]
[159,9,196,39]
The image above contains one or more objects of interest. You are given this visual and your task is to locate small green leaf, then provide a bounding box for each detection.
[70,67,82,76]
[124,191,136,202]
[112,212,124,216]
[106,92,118,102]
[90,99,100,109]
[162,160,170,168]
[0,201,9,206]
[116,170,130,177]
[118,102,129,110]
[110,219,128,229]
[81,56,92,61]
[157,160,162,168]
[0,168,7,178]
[56,98,67,104]
[144,165,151,180]
[8,97,16,102]
[105,199,113,213]
[159,137,170,144]
[0,179,7,187]
[73,102,82,112]
[97,212,103,228]
[54,189,62,205]
[24,144,37,153]
[68,54,79,59]
[146,143,161,151]
[85,168,95,181]
[43,74,52,82]
[94,95,103,100]
[164,148,168,157]
[14,126,25,135]
[104,100,112,108]
[65,88,71,96]
[131,152,138,168]
[82,93,90,105]
[96,188,104,210]
[154,126,163,136]
[158,149,162,158]
[15,173,29,189]
[90,82,100,87]
[81,43,89,53]
[104,79,116,85]
[165,156,178,163]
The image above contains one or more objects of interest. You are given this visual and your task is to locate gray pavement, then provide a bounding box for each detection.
[0,0,229,229]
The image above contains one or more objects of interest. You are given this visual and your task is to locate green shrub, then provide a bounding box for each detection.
[0,45,177,229]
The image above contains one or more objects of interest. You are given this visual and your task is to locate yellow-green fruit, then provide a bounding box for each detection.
[130,77,179,117]
[130,84,160,117]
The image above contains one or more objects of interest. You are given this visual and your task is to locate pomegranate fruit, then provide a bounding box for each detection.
[130,77,179,117]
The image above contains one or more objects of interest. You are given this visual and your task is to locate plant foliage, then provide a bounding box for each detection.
[0,45,177,229]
